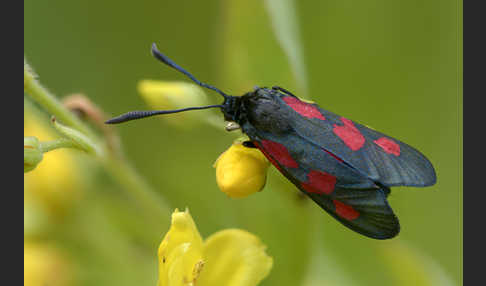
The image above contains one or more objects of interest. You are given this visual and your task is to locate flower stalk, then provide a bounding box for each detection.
[38,138,77,153]
[24,60,95,139]
[24,57,171,223]
[51,116,101,155]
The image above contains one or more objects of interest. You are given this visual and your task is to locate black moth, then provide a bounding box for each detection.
[106,43,437,239]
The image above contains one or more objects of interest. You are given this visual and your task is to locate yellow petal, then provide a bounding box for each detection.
[197,229,273,286]
[158,209,205,286]
[214,143,270,198]
[138,80,209,127]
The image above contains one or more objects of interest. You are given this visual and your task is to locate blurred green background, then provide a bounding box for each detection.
[24,0,462,285]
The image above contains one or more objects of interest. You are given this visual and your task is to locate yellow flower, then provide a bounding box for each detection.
[158,209,273,286]
[24,113,82,215]
[138,80,210,127]
[24,241,72,286]
[214,142,270,198]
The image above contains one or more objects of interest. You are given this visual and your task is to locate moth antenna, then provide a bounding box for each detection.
[151,43,230,99]
[105,104,224,124]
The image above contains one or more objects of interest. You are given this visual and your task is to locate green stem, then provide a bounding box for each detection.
[39,138,77,153]
[102,155,170,222]
[24,58,171,222]
[24,62,95,139]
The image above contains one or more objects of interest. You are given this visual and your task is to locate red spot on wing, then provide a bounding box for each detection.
[282,96,326,120]
[301,170,337,195]
[253,141,283,172]
[258,140,299,168]
[324,149,344,163]
[333,200,360,220]
[374,137,400,156]
[333,117,365,151]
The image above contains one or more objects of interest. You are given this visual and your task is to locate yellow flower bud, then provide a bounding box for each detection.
[138,80,209,127]
[214,143,270,198]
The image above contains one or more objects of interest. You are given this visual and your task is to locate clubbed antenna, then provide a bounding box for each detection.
[105,44,230,124]
[151,43,230,99]
[105,105,223,124]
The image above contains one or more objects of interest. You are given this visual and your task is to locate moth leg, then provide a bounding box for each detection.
[272,86,297,98]
[242,141,257,148]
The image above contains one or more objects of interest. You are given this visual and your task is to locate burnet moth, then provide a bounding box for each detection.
[106,43,437,239]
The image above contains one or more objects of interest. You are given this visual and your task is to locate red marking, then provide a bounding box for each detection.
[301,170,336,195]
[333,200,360,220]
[323,149,344,163]
[374,137,400,156]
[332,117,365,151]
[282,96,326,120]
[259,140,299,168]
[253,141,283,172]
